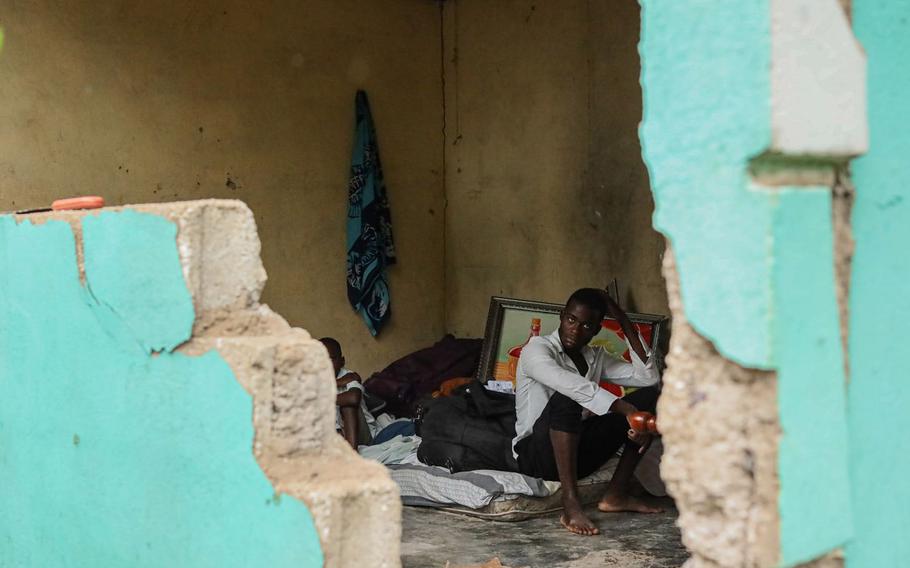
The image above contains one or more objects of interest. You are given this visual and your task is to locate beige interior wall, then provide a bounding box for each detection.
[442,0,668,336]
[1,0,666,368]
[0,0,446,375]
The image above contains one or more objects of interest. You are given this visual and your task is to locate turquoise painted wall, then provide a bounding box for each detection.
[639,1,852,564]
[848,2,910,566]
[772,189,852,565]
[0,212,323,567]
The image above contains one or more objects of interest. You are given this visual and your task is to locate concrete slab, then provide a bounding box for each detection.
[401,501,687,568]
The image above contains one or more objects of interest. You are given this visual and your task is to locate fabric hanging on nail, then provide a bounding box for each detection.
[346,90,396,336]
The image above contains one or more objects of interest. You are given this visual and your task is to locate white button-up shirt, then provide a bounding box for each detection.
[512,329,660,457]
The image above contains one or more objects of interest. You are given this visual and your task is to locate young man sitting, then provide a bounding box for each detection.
[512,288,662,536]
[320,337,378,448]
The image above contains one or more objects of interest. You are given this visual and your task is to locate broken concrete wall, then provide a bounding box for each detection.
[0,200,400,567]
[640,0,866,566]
[659,249,780,568]
[442,0,668,337]
[0,0,446,376]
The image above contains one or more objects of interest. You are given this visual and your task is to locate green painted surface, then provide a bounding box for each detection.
[639,2,852,564]
[772,189,852,565]
[639,0,774,369]
[83,211,195,353]
[848,2,910,566]
[0,213,323,567]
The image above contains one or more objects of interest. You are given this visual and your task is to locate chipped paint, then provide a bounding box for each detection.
[639,1,853,564]
[0,212,323,566]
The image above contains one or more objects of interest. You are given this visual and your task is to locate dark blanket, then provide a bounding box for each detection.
[364,335,482,417]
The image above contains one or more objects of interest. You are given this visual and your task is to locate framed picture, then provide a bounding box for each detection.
[475,296,667,395]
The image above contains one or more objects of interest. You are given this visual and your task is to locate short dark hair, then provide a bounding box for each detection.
[318,337,341,356]
[566,288,607,319]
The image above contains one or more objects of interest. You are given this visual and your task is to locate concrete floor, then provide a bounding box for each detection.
[401,499,689,567]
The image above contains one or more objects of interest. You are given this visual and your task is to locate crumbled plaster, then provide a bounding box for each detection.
[17,200,270,336]
[640,2,859,563]
[747,152,857,369]
[0,208,323,565]
[831,168,855,380]
[659,247,780,568]
[13,199,402,568]
[163,200,401,568]
[167,200,403,568]
[796,550,844,568]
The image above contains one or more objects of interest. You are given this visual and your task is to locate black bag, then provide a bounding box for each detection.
[416,380,519,473]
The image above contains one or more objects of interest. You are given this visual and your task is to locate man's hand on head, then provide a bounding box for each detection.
[599,287,648,363]
[599,289,621,318]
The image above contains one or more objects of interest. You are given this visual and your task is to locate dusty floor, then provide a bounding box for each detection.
[401,499,688,567]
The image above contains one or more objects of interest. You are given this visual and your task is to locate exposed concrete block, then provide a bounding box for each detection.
[270,451,402,568]
[21,199,402,568]
[771,0,867,157]
[160,199,401,567]
[128,200,269,334]
[0,210,326,565]
[660,247,780,568]
[186,331,402,568]
[18,199,268,334]
[182,332,335,459]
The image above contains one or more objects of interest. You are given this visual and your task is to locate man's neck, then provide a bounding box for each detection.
[565,348,589,376]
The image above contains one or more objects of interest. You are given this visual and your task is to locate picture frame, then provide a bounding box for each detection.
[475,296,668,392]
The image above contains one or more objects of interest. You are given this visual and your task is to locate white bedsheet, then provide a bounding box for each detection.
[359,433,665,509]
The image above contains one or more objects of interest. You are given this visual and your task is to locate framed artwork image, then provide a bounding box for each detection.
[475,296,667,396]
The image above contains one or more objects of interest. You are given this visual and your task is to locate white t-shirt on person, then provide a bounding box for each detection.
[334,367,379,437]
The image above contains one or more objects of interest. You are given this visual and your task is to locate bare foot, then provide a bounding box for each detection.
[597,493,664,513]
[560,504,600,536]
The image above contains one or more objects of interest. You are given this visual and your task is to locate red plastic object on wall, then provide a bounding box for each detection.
[51,196,105,211]
[13,196,105,215]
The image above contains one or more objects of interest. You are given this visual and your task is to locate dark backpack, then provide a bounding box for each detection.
[416,380,519,473]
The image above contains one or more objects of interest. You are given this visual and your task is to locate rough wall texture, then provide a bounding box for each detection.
[640,1,862,565]
[659,249,780,568]
[0,0,445,376]
[0,200,401,568]
[442,0,668,336]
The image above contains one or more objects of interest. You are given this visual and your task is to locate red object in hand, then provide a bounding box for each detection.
[51,196,104,211]
[646,415,658,434]
[628,411,659,434]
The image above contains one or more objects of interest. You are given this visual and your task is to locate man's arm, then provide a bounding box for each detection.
[336,388,362,407]
[521,341,618,415]
[336,386,363,449]
[602,291,647,362]
[595,291,660,388]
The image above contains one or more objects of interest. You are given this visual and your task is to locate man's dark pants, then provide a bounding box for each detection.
[514,386,659,481]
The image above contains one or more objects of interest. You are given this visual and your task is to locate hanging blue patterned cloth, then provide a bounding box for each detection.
[346,90,396,336]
